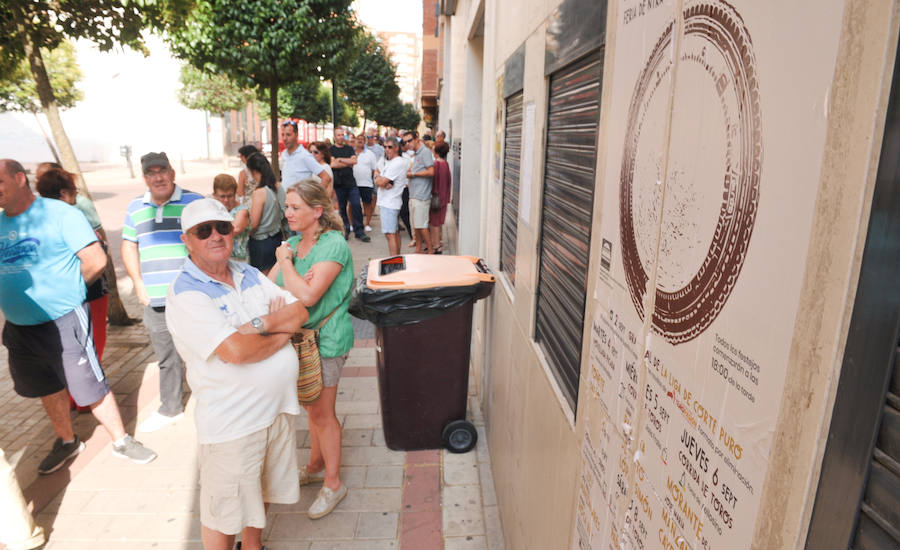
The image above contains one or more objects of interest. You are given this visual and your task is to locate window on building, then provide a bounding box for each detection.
[534,50,604,413]
[500,91,524,285]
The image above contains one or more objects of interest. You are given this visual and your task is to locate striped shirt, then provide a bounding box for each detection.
[122,186,203,307]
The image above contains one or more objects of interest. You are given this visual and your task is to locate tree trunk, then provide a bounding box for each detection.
[362,112,367,134]
[331,81,338,134]
[22,32,90,199]
[105,255,136,325]
[33,112,61,163]
[23,32,135,325]
[270,81,280,177]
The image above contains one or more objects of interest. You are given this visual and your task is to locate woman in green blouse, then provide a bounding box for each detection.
[268,179,354,520]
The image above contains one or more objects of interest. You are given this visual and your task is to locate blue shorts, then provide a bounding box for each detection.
[358,187,374,204]
[380,206,400,234]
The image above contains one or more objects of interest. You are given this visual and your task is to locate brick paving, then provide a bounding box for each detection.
[0,163,505,549]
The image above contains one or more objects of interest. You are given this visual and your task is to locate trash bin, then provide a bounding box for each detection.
[350,255,495,453]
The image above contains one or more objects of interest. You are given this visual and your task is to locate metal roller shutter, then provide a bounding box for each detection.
[534,50,604,412]
[852,343,900,549]
[500,91,524,283]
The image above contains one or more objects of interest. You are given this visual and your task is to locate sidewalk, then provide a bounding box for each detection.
[0,208,504,549]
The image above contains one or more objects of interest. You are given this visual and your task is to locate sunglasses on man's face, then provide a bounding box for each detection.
[402,139,413,144]
[385,144,397,150]
[191,221,233,240]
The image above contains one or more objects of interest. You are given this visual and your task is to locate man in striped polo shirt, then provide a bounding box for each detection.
[122,152,203,433]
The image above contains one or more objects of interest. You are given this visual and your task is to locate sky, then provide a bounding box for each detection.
[353,0,423,35]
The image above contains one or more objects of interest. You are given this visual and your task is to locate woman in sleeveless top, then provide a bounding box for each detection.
[246,153,283,273]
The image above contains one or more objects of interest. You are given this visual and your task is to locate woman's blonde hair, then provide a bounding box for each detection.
[287,178,343,240]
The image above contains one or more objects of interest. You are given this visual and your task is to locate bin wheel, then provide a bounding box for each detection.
[442,420,478,453]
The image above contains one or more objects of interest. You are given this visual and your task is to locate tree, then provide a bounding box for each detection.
[177,65,255,115]
[0,1,187,327]
[0,0,190,195]
[0,40,82,114]
[397,102,421,131]
[167,0,360,176]
[375,99,420,131]
[283,78,330,123]
[0,40,83,162]
[342,34,401,129]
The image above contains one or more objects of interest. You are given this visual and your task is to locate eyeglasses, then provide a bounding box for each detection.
[281,120,298,129]
[385,144,397,149]
[191,221,233,240]
[144,168,169,178]
[402,138,413,144]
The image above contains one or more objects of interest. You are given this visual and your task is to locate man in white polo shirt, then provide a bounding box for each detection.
[280,120,332,189]
[165,198,308,550]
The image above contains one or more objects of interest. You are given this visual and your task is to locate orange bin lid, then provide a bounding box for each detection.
[366,255,496,290]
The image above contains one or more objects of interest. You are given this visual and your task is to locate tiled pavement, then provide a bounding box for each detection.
[0,187,505,549]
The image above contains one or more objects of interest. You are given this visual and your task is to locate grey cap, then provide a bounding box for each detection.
[141,152,171,173]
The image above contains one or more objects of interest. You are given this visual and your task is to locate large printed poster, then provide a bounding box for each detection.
[573,0,845,548]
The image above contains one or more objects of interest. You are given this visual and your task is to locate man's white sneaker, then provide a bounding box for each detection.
[138,412,184,433]
[364,225,372,232]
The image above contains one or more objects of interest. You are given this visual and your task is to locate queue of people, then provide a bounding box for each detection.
[0,123,452,550]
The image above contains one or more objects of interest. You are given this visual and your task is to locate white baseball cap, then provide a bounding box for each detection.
[181,198,234,233]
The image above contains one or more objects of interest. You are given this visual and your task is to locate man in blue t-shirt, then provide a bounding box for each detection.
[0,159,157,474]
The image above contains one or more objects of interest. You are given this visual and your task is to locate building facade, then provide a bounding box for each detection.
[378,31,423,105]
[437,0,900,548]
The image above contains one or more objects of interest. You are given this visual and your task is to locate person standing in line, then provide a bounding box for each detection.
[373,137,409,256]
[308,142,335,198]
[280,120,332,190]
[352,135,377,232]
[165,198,307,550]
[236,144,260,203]
[268,180,355,520]
[122,152,203,433]
[430,141,452,254]
[1,159,157,472]
[330,128,369,242]
[365,128,385,161]
[245,153,284,274]
[35,163,109,414]
[212,174,251,263]
[403,131,435,254]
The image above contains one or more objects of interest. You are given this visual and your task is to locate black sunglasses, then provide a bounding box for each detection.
[402,138,413,144]
[192,221,233,240]
[385,144,397,149]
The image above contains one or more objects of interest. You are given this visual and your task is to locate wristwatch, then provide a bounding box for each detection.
[250,317,266,335]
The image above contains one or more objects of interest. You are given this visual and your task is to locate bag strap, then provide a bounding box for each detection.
[312,283,353,331]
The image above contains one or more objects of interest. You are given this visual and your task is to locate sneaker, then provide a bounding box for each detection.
[138,411,184,433]
[365,225,372,232]
[298,466,326,486]
[357,234,371,243]
[112,435,158,465]
[343,229,350,240]
[234,543,270,550]
[308,484,348,519]
[38,436,84,474]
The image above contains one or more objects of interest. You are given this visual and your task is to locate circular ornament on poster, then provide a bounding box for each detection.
[620,0,762,344]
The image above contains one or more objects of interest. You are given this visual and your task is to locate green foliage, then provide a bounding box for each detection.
[375,100,420,131]
[166,0,360,91]
[0,41,83,113]
[177,65,256,115]
[284,78,330,123]
[0,0,190,72]
[342,34,402,125]
[283,79,357,126]
[397,102,421,130]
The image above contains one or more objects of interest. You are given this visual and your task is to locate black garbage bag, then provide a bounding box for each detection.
[349,264,494,327]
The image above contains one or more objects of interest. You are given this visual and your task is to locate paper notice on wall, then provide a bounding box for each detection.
[574,0,844,548]
[519,102,536,225]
